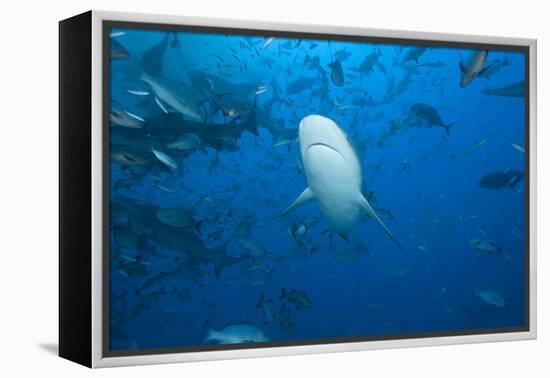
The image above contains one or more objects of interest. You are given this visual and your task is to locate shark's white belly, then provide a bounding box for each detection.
[303,144,362,234]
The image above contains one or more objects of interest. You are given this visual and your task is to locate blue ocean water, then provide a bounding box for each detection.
[108,27,526,352]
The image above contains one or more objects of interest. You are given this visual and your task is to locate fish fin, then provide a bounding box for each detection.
[358,194,404,251]
[444,122,455,137]
[154,96,169,114]
[280,287,287,299]
[277,187,314,218]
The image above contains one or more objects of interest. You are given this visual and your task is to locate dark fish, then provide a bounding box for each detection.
[334,49,352,61]
[329,59,345,87]
[304,54,321,70]
[286,75,317,95]
[280,288,312,309]
[479,169,524,190]
[382,72,414,103]
[467,238,502,257]
[402,46,426,63]
[478,55,510,79]
[352,49,383,75]
[409,103,455,136]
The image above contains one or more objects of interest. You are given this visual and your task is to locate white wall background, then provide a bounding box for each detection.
[1,0,546,376]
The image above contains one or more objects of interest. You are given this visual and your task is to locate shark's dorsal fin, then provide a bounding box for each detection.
[357,194,404,251]
[278,187,314,217]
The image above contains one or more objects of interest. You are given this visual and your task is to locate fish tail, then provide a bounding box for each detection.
[280,287,287,299]
[444,122,455,137]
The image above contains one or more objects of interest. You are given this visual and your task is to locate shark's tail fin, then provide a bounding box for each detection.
[444,122,455,137]
[280,287,288,300]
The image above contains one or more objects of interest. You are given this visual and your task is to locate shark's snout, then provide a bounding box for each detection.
[299,114,342,150]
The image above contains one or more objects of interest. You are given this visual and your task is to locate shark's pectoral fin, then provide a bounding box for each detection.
[358,194,404,252]
[154,96,170,114]
[278,187,314,218]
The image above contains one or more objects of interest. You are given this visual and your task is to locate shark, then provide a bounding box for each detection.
[126,33,206,121]
[482,80,525,97]
[279,115,403,250]
[459,49,489,88]
[128,64,206,122]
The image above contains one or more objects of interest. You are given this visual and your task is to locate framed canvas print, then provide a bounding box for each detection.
[59,10,537,368]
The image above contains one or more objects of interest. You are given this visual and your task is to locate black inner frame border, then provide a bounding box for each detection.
[102,19,531,358]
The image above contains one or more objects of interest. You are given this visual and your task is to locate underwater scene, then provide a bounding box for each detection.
[108,26,527,352]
